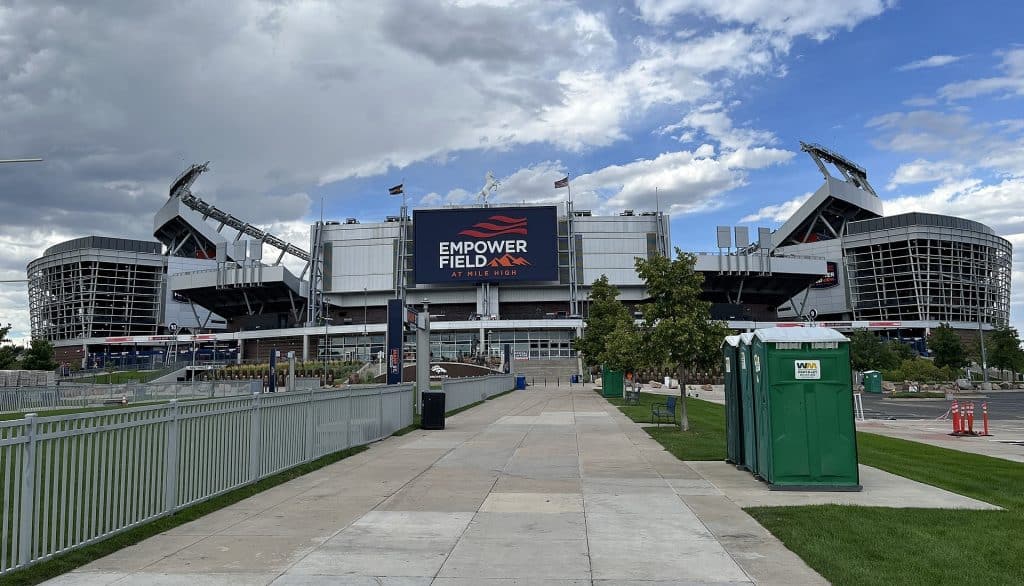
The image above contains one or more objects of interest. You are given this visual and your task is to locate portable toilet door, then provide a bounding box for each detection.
[752,338,772,482]
[751,327,861,491]
[737,333,757,473]
[722,336,742,466]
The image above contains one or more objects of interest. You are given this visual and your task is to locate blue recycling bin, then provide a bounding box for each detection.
[515,375,527,390]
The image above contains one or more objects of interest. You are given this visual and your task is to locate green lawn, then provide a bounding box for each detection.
[602,391,1024,585]
[604,391,726,460]
[748,434,1024,585]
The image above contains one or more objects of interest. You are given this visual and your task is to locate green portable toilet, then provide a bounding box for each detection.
[737,333,757,473]
[750,327,861,491]
[722,336,743,466]
[862,370,882,394]
[601,367,624,398]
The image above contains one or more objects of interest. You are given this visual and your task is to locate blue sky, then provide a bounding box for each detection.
[1,1,1023,340]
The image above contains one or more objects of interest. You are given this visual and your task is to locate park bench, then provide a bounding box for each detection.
[651,395,677,426]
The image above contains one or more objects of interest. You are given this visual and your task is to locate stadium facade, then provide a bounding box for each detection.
[28,144,1012,370]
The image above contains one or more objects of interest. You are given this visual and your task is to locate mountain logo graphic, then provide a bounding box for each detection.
[488,254,531,267]
[458,215,527,238]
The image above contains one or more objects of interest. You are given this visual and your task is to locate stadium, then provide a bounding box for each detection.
[27,144,1012,376]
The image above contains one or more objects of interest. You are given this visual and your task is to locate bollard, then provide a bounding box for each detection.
[982,402,991,436]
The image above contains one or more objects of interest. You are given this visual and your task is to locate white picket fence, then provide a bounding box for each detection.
[0,383,413,575]
[441,374,516,412]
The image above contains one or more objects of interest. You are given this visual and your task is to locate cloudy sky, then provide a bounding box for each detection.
[2,0,1023,341]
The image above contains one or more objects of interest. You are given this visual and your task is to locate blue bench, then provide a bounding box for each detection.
[651,395,677,426]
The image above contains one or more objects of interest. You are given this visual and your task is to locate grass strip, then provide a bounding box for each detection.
[887,391,947,399]
[749,432,1024,585]
[2,444,368,586]
[603,391,726,461]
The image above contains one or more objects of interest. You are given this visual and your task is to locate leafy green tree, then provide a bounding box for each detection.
[889,341,916,362]
[929,324,968,370]
[848,330,899,372]
[599,320,645,373]
[636,248,728,431]
[574,275,634,368]
[987,326,1024,379]
[0,323,23,369]
[20,339,57,371]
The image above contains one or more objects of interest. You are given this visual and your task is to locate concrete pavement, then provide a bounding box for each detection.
[51,384,826,585]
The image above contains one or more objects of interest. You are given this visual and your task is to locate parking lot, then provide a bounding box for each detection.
[860,391,1024,421]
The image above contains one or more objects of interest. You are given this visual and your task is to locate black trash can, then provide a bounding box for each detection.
[421,391,446,430]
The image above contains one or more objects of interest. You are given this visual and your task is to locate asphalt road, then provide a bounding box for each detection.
[861,391,1024,420]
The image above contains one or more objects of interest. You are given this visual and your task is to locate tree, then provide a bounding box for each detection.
[20,339,57,371]
[929,324,968,370]
[848,330,899,372]
[636,248,728,431]
[599,320,646,373]
[0,323,23,370]
[987,326,1024,379]
[574,275,634,368]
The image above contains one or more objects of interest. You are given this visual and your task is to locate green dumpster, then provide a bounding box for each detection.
[862,370,882,394]
[722,336,743,467]
[737,333,757,474]
[601,367,624,398]
[750,327,861,491]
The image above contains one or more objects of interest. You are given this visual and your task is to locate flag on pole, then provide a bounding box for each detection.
[388,184,404,195]
[554,176,569,189]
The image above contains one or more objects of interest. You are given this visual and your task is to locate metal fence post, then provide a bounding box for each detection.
[18,413,38,567]
[249,393,262,482]
[164,400,180,514]
[304,388,315,462]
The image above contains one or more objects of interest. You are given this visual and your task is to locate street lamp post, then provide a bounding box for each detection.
[363,287,368,362]
[322,316,332,386]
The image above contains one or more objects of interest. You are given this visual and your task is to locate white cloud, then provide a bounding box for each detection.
[633,0,891,40]
[897,54,964,71]
[886,159,968,190]
[432,145,792,217]
[939,48,1024,100]
[739,192,812,223]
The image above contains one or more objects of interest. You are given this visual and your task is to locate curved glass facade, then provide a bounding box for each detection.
[28,238,165,340]
[843,213,1012,326]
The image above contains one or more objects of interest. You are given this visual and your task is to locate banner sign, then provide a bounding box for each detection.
[268,348,277,393]
[413,206,558,283]
[386,298,404,384]
[811,261,839,289]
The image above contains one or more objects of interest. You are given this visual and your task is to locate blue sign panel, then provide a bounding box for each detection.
[414,206,558,284]
[386,299,404,385]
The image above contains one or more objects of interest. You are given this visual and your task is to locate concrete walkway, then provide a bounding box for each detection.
[51,384,824,585]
